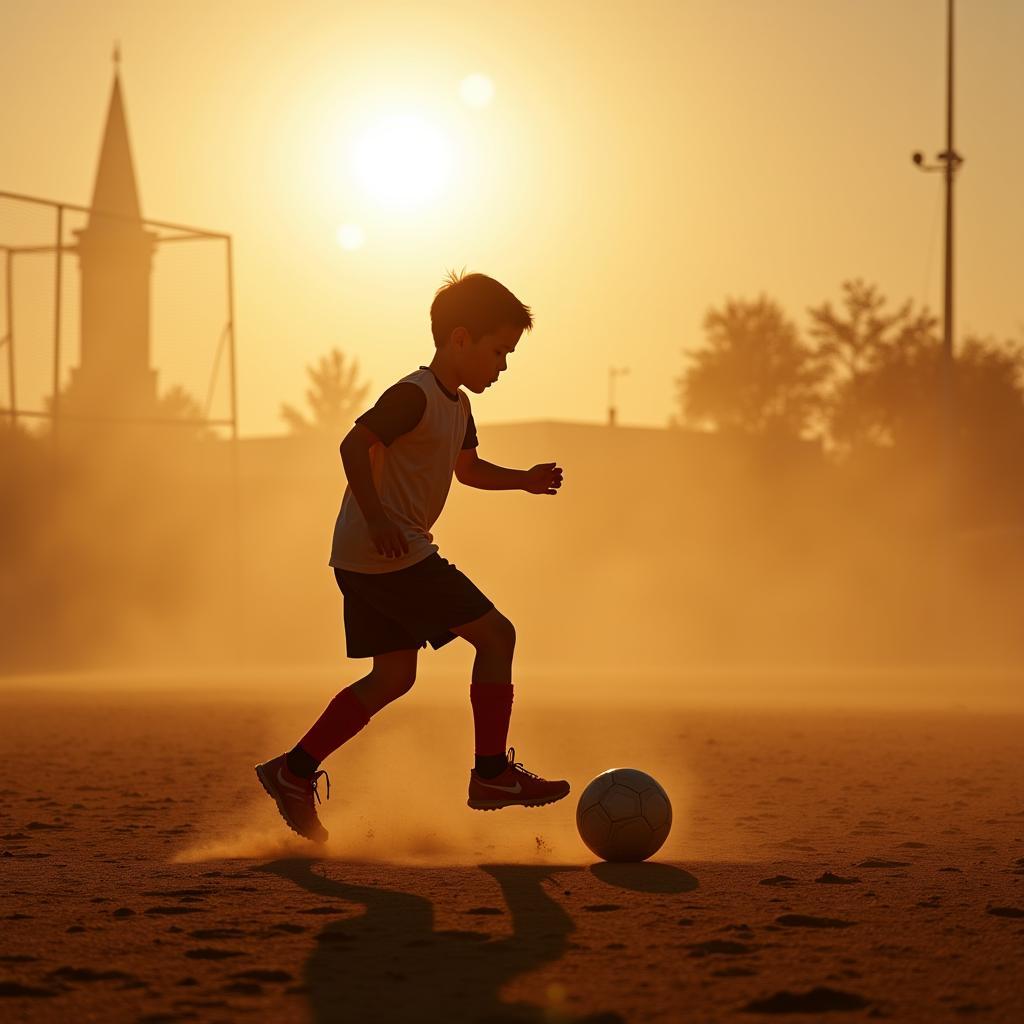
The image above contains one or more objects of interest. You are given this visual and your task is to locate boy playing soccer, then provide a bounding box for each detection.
[256,271,570,843]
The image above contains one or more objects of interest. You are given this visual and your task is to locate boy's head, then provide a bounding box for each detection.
[430,270,533,394]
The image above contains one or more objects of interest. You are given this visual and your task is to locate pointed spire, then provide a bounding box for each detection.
[89,57,142,222]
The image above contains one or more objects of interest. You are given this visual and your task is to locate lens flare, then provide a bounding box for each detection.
[459,73,495,109]
[335,223,365,250]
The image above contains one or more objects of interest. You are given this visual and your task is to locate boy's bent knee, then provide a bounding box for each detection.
[452,608,515,656]
[371,649,418,691]
[372,670,416,695]
[500,617,516,654]
[390,676,416,697]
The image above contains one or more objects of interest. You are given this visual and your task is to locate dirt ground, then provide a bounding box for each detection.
[1,681,1023,1023]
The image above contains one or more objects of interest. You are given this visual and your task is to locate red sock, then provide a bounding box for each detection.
[298,686,371,764]
[470,682,513,756]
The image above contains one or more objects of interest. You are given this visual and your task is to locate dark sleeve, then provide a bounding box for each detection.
[354,382,427,446]
[462,411,478,449]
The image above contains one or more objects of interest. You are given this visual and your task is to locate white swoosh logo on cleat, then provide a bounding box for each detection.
[479,780,522,794]
[276,767,308,793]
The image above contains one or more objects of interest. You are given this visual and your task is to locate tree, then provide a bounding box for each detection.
[674,295,823,439]
[44,380,213,441]
[281,349,371,437]
[806,280,938,453]
[828,330,1024,447]
[807,281,1024,521]
[806,279,937,379]
[952,336,1024,521]
[155,385,213,440]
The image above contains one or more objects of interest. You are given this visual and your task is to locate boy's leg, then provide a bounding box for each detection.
[256,649,418,842]
[451,608,569,809]
[350,648,420,715]
[293,648,419,770]
[450,608,516,775]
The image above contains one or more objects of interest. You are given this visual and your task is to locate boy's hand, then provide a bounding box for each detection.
[367,511,410,558]
[522,462,563,495]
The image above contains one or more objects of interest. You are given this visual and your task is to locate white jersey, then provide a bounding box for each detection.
[329,366,475,574]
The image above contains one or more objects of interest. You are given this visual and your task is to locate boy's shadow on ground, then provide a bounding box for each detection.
[257,857,685,1023]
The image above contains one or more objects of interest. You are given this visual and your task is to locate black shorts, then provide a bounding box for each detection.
[333,552,494,659]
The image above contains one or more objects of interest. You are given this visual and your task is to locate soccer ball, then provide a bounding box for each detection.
[576,768,672,862]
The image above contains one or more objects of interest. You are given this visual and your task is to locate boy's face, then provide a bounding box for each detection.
[456,324,522,394]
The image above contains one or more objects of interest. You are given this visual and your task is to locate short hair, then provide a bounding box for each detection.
[430,269,533,347]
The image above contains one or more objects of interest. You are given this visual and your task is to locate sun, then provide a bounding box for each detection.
[351,114,452,209]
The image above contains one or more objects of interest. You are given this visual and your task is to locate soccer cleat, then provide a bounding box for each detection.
[255,753,330,843]
[467,747,570,810]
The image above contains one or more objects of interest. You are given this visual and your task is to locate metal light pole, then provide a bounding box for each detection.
[912,0,964,528]
[608,366,629,426]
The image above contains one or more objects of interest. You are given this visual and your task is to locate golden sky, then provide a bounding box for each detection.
[2,0,1022,436]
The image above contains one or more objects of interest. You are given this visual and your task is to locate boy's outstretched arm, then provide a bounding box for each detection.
[455,448,563,495]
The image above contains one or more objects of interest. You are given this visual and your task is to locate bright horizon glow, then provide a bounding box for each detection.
[350,113,452,209]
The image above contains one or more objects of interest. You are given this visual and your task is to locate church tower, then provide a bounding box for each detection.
[64,57,159,421]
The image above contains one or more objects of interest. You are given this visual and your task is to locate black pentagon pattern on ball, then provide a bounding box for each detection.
[575,768,672,862]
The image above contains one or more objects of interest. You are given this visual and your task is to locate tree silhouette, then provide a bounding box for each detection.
[155,384,213,439]
[43,380,212,439]
[827,329,1024,448]
[806,280,938,453]
[806,279,937,379]
[805,281,1024,520]
[674,295,823,439]
[953,335,1024,522]
[281,348,371,438]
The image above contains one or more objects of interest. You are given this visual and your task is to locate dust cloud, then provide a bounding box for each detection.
[172,697,696,867]
[4,416,1024,709]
